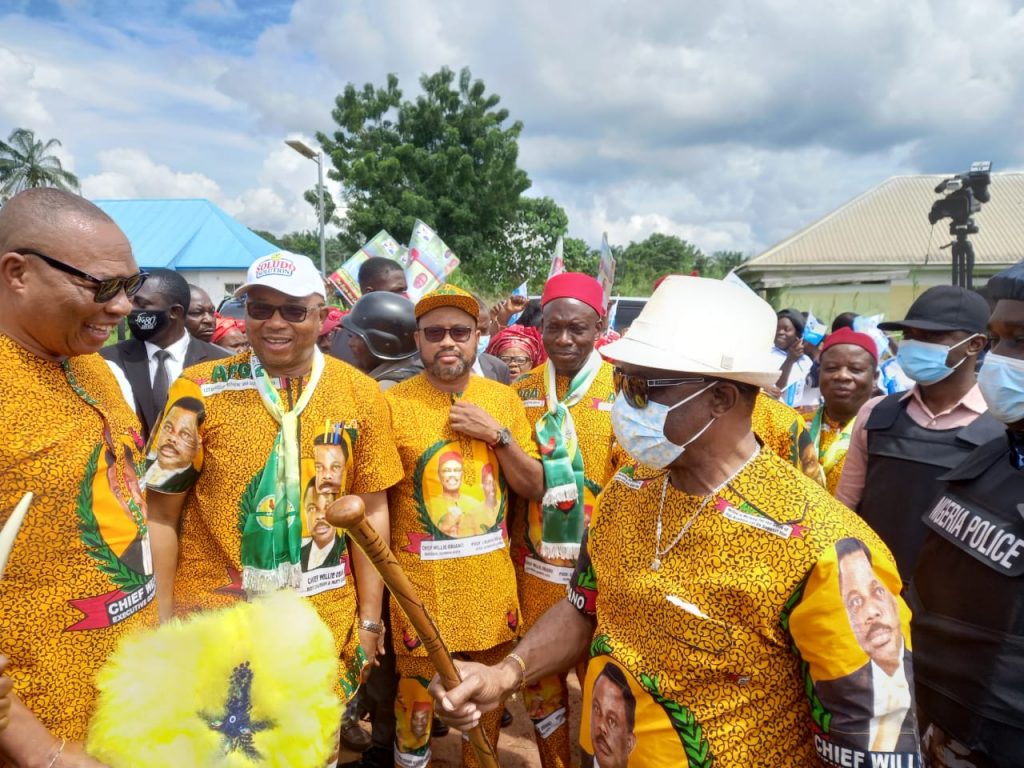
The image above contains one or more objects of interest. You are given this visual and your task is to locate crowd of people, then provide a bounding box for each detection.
[1,186,1022,768]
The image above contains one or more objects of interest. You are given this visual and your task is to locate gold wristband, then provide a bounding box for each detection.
[359,618,384,634]
[505,652,528,697]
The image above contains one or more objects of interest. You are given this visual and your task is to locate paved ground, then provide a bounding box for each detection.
[342,672,583,767]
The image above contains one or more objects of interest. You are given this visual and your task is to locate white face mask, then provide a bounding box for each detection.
[978,352,1024,425]
[610,382,716,469]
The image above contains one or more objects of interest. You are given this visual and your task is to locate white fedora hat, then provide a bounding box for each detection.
[600,275,780,388]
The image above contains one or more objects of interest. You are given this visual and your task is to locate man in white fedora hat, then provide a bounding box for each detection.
[428,276,922,766]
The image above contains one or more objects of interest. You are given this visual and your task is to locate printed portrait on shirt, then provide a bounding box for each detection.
[580,656,691,768]
[144,395,204,494]
[416,440,505,539]
[788,536,919,757]
[295,426,352,594]
[395,676,432,755]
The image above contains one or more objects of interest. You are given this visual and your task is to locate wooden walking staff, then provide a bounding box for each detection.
[326,495,501,768]
[0,493,33,578]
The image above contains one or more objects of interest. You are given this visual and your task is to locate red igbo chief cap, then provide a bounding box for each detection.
[541,272,606,317]
[437,451,463,466]
[820,327,878,363]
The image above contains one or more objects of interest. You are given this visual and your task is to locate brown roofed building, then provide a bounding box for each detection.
[737,172,1024,318]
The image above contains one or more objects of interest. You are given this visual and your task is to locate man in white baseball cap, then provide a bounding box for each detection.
[146,250,403,764]
[428,275,922,765]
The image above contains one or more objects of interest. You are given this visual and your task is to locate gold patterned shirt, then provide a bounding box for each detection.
[511,361,622,631]
[146,352,403,699]
[385,373,540,656]
[568,449,920,766]
[0,335,157,740]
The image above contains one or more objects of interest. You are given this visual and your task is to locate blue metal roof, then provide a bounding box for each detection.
[93,198,278,270]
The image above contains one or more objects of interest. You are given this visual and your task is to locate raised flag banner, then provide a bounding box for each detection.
[406,220,460,302]
[327,229,406,304]
[597,232,616,305]
[548,235,565,279]
[803,311,827,346]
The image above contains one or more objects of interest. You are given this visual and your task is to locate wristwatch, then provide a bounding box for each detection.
[492,426,513,449]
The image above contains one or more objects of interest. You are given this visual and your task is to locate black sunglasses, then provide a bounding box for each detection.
[245,300,320,323]
[17,248,148,303]
[419,325,474,343]
[613,367,708,409]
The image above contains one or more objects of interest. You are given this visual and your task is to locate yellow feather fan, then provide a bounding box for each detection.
[87,591,342,767]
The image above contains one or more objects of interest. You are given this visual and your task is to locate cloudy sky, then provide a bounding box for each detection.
[2,0,1022,256]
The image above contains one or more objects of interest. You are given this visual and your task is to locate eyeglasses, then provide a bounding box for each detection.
[17,248,148,303]
[245,300,321,323]
[613,367,708,409]
[419,325,474,343]
[498,355,532,367]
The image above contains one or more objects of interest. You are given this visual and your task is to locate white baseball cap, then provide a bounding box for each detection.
[600,275,781,388]
[234,251,326,300]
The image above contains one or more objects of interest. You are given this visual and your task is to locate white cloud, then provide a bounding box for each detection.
[0,47,51,130]
[4,0,1024,259]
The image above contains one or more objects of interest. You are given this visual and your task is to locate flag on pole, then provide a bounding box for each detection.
[547,235,565,279]
[596,232,616,305]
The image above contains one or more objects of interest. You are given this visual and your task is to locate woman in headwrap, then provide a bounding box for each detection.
[212,316,248,354]
[318,307,345,355]
[486,324,546,378]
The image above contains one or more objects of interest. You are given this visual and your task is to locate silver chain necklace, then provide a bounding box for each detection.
[651,443,762,571]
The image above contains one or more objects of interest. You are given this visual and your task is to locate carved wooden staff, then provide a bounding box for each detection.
[326,495,501,768]
[0,492,33,578]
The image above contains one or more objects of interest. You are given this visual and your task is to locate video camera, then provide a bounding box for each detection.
[928,161,992,229]
[927,161,992,289]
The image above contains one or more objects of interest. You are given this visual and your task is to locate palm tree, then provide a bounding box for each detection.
[0,128,80,199]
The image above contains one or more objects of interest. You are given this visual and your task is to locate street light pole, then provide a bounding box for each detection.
[284,139,327,276]
[316,150,325,278]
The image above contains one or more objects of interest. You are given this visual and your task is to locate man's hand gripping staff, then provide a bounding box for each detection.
[326,494,502,768]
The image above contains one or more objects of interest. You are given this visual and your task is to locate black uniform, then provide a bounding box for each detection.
[910,432,1024,767]
[857,393,1003,583]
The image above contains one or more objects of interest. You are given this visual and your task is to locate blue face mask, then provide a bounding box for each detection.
[477,334,491,357]
[978,352,1024,425]
[895,336,975,384]
[610,383,716,469]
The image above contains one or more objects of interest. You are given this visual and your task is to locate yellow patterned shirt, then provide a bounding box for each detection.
[146,352,403,699]
[385,373,540,656]
[511,361,622,631]
[0,335,157,740]
[568,449,920,766]
[754,392,826,485]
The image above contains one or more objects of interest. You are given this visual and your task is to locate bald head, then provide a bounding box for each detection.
[0,188,137,360]
[0,188,115,254]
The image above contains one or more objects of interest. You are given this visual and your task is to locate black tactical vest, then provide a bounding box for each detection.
[911,435,1024,762]
[858,393,1003,582]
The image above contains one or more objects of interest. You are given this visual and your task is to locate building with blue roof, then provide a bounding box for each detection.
[94,198,279,301]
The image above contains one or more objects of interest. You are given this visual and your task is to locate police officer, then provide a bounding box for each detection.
[836,286,1004,582]
[911,262,1024,767]
[341,292,422,389]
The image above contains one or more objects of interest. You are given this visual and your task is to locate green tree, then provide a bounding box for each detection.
[303,186,341,228]
[0,128,80,199]
[562,237,601,276]
[468,196,568,293]
[614,233,700,296]
[706,250,748,278]
[317,66,531,283]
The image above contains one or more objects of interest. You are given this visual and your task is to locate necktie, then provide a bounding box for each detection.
[152,349,172,416]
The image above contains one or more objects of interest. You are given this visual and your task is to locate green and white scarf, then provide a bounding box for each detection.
[535,350,602,560]
[241,348,325,597]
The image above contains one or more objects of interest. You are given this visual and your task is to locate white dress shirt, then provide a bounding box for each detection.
[869,645,911,752]
[145,331,191,386]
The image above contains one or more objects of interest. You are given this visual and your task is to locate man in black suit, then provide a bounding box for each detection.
[300,482,345,571]
[815,537,918,753]
[101,268,227,440]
